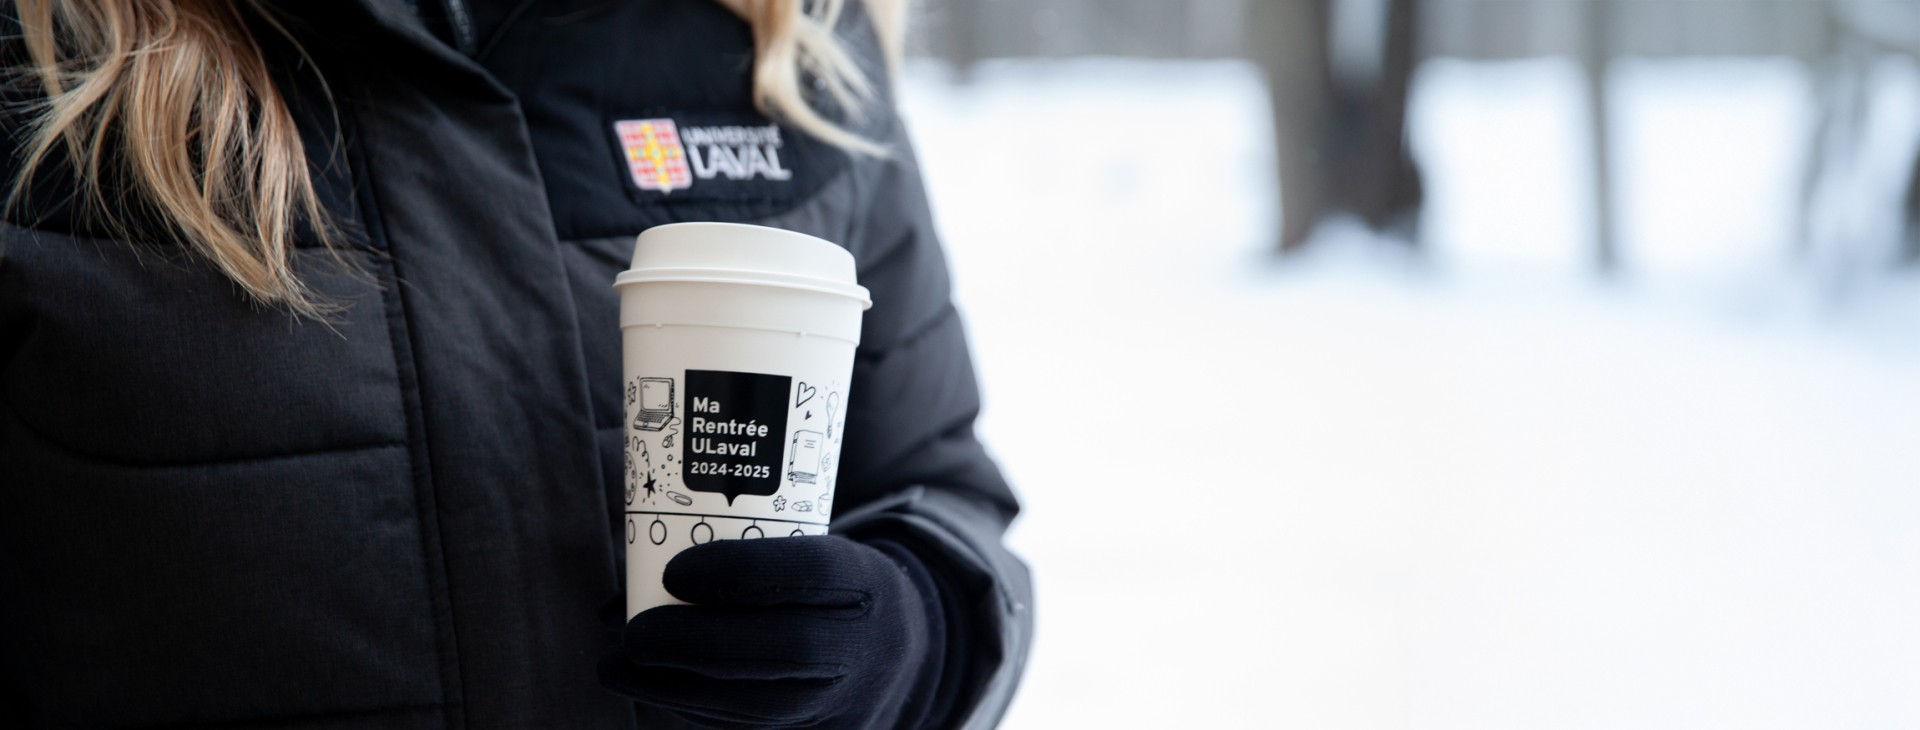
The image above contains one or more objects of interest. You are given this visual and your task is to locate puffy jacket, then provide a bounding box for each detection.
[0,0,1031,727]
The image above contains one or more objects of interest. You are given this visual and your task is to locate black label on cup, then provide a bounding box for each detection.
[682,369,792,505]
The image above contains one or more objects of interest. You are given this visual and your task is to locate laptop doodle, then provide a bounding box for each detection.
[632,377,674,431]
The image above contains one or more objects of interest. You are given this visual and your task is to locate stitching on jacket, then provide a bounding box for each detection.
[0,401,406,468]
[343,89,470,730]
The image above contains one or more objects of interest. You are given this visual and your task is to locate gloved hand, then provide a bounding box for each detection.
[600,535,947,730]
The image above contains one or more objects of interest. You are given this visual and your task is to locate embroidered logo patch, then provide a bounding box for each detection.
[614,117,795,195]
[616,119,694,193]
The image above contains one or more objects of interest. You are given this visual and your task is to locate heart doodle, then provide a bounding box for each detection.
[795,382,817,408]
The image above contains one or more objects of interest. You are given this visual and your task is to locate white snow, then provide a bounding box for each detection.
[898,57,1920,729]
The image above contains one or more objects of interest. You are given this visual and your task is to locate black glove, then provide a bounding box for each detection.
[600,535,949,730]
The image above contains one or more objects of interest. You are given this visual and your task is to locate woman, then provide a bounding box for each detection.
[0,1,1030,728]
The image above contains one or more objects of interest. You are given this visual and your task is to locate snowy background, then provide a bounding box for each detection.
[898,58,1920,728]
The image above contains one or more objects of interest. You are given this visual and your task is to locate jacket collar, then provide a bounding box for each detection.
[268,0,519,105]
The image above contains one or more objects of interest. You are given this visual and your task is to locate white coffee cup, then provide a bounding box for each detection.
[615,222,872,617]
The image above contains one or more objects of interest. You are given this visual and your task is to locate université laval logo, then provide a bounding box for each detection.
[616,119,694,194]
[615,117,795,194]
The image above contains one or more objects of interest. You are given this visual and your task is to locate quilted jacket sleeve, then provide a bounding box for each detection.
[830,115,1034,729]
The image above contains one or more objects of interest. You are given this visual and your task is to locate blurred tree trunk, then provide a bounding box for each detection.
[1583,0,1617,273]
[1252,0,1423,253]
[1904,156,1920,266]
[1249,0,1332,251]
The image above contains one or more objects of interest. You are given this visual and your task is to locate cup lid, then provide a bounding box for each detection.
[614,222,872,309]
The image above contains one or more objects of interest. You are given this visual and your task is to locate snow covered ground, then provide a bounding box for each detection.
[897,58,1920,728]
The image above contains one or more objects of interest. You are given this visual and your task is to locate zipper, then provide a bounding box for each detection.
[440,0,478,56]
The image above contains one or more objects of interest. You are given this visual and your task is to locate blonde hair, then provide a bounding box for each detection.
[717,0,903,156]
[8,0,905,318]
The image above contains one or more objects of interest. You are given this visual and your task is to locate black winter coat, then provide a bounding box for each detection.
[0,1,1031,727]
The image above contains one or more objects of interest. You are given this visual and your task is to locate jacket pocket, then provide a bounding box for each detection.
[0,422,444,727]
[0,223,406,465]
